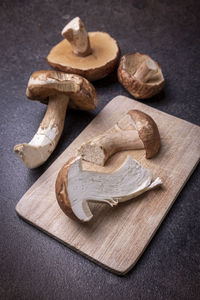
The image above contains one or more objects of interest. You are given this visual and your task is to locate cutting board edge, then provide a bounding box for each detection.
[15,208,128,275]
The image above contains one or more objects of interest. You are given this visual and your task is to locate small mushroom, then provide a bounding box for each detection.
[47,17,120,81]
[78,109,160,166]
[56,156,162,222]
[118,53,164,99]
[14,70,97,169]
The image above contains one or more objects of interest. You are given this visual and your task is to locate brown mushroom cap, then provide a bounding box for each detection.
[26,70,97,110]
[128,110,160,158]
[118,53,164,99]
[47,32,120,81]
[55,157,81,221]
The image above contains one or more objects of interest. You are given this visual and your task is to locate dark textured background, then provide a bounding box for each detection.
[0,0,200,299]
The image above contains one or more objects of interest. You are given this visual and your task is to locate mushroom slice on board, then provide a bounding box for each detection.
[14,70,97,169]
[118,53,164,99]
[56,156,162,222]
[78,110,160,166]
[47,17,120,81]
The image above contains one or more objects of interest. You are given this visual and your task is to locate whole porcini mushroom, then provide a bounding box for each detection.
[14,70,97,169]
[56,156,162,222]
[47,17,120,81]
[78,109,160,166]
[118,53,164,99]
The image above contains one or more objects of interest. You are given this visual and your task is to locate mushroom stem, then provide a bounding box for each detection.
[79,114,144,166]
[79,130,144,166]
[62,17,92,57]
[134,58,158,83]
[14,94,69,169]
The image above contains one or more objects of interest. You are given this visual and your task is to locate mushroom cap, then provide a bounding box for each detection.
[26,70,97,110]
[118,53,164,99]
[128,110,160,158]
[55,157,81,221]
[47,32,120,81]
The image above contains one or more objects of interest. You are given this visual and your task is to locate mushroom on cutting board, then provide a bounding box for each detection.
[56,156,162,222]
[14,70,97,169]
[78,110,160,166]
[118,53,164,99]
[47,17,120,81]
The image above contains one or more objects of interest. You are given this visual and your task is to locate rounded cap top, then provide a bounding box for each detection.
[118,53,164,99]
[47,32,120,81]
[128,110,161,158]
[26,70,97,110]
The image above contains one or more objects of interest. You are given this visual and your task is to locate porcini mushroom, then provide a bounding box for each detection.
[47,17,120,81]
[14,70,97,169]
[118,53,164,99]
[56,156,162,222]
[78,110,160,166]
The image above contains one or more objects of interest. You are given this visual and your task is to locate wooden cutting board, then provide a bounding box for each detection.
[16,96,200,275]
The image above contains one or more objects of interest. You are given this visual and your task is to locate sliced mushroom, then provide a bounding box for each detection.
[78,110,160,166]
[118,53,164,99]
[56,156,162,222]
[14,70,97,169]
[47,17,120,81]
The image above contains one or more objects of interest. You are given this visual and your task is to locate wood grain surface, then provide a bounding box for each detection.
[16,96,200,275]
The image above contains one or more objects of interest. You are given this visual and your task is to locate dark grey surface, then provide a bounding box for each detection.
[0,0,200,299]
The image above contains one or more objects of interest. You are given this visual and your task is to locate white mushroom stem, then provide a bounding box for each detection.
[134,58,158,83]
[62,17,92,57]
[78,114,144,166]
[65,156,162,222]
[14,94,69,169]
